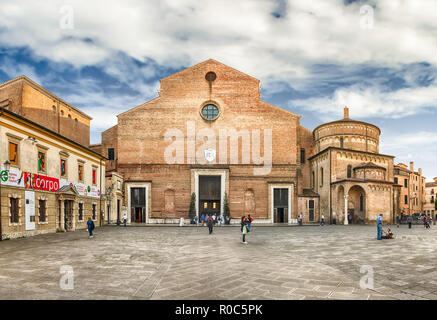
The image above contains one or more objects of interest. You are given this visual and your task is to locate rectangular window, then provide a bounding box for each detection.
[60,159,67,177]
[38,200,46,222]
[78,164,84,182]
[92,168,97,185]
[404,179,408,188]
[404,195,408,204]
[92,204,96,220]
[300,148,305,164]
[38,151,46,172]
[320,168,324,187]
[108,148,115,161]
[394,177,398,184]
[10,198,19,223]
[78,203,83,221]
[9,142,19,165]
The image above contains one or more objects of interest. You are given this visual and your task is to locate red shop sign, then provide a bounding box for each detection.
[23,172,60,192]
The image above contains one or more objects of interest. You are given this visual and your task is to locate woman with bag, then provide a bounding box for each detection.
[241,216,248,244]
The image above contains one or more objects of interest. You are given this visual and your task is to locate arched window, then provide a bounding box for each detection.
[340,137,344,148]
[312,171,315,189]
[164,189,175,213]
[320,167,324,187]
[347,165,352,178]
[244,189,256,215]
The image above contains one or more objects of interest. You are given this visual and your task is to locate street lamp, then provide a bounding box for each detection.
[0,160,11,241]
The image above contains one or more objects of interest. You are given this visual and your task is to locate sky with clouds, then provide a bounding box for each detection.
[0,0,436,180]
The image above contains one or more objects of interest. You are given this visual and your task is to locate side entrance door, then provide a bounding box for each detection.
[25,191,35,231]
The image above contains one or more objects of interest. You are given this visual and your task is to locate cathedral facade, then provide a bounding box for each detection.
[93,59,398,224]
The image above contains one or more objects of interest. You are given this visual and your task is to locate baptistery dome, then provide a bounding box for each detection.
[313,107,380,154]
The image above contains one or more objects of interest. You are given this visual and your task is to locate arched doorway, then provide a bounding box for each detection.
[347,185,366,224]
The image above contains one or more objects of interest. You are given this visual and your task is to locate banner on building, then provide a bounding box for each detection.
[59,180,100,198]
[0,167,25,187]
[1,167,100,198]
[23,172,60,192]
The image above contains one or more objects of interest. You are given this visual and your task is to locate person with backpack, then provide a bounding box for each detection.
[247,214,253,231]
[87,217,95,238]
[241,216,248,244]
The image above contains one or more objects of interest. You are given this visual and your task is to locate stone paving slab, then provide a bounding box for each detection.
[0,224,436,300]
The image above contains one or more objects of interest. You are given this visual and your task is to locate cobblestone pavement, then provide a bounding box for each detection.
[0,224,436,300]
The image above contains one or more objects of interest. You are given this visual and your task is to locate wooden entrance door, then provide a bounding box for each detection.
[134,207,144,223]
[199,176,221,217]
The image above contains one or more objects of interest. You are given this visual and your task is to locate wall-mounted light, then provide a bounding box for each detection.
[26,136,37,144]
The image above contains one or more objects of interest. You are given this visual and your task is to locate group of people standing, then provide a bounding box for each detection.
[193,213,224,234]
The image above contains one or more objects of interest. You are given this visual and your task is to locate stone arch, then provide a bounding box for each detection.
[347,185,366,224]
[244,189,256,215]
[164,189,175,213]
[336,185,345,223]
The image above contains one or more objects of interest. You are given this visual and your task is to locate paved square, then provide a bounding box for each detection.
[0,224,436,300]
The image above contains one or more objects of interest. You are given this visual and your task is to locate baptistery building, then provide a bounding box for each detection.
[92,59,398,225]
[309,107,399,224]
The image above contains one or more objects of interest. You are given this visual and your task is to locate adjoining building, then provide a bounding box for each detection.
[93,59,400,225]
[394,162,426,217]
[0,77,106,240]
[424,178,437,221]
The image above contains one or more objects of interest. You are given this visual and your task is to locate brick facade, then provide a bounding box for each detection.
[95,59,400,225]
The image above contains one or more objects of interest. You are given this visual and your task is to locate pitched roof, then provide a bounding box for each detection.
[354,162,386,170]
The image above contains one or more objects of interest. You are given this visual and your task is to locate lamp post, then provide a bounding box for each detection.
[0,160,11,241]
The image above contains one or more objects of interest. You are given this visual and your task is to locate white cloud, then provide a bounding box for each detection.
[292,82,437,120]
[1,0,437,76]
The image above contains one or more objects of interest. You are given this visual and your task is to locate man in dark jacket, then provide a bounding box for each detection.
[87,217,95,238]
[207,215,214,234]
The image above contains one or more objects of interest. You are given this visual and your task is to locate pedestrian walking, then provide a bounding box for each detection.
[299,213,303,226]
[321,214,325,226]
[123,213,127,227]
[247,214,253,231]
[87,217,95,238]
[212,213,217,225]
[377,214,383,240]
[207,215,214,234]
[407,215,412,229]
[396,214,400,228]
[241,216,248,244]
[424,215,430,229]
[218,215,222,227]
[201,214,205,226]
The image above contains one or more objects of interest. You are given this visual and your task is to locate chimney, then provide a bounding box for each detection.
[409,161,414,172]
[418,168,422,176]
[344,106,349,119]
